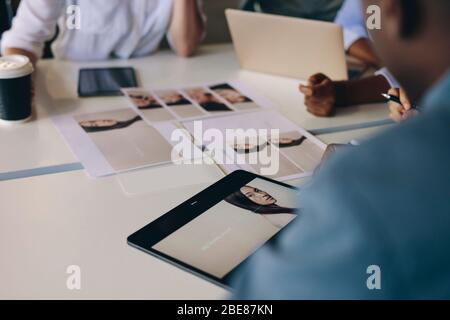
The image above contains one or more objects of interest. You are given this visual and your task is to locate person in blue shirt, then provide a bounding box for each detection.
[335,0,380,68]
[232,0,450,299]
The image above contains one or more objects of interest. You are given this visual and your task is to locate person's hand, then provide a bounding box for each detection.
[388,88,417,122]
[299,73,337,117]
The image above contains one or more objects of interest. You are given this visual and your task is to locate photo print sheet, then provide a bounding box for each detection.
[53,108,180,178]
[122,81,273,123]
[53,80,321,180]
[182,110,327,181]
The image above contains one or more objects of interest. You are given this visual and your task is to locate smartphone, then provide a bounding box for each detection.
[78,67,138,97]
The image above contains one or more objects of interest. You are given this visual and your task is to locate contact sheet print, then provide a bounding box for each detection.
[182,110,327,181]
[53,81,326,180]
[121,81,268,123]
[53,108,181,178]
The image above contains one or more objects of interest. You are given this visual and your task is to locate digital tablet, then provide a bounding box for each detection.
[78,67,138,97]
[127,170,299,288]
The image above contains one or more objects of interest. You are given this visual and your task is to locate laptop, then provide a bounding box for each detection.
[225,9,348,81]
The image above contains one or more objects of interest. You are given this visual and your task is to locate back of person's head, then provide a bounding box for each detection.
[363,0,450,101]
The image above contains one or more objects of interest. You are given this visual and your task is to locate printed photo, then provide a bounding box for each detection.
[124,90,174,122]
[75,109,173,172]
[185,88,233,113]
[155,90,205,119]
[270,131,325,173]
[210,83,259,111]
[182,110,327,181]
[232,139,269,154]
[233,142,304,180]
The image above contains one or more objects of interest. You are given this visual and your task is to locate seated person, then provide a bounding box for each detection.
[335,0,380,68]
[241,0,344,22]
[241,0,378,67]
[300,0,414,122]
[232,0,450,299]
[1,0,205,65]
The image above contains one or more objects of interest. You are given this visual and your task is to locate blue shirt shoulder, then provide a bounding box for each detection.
[232,74,450,299]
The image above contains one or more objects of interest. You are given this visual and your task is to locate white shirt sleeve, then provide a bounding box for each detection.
[335,0,368,51]
[1,0,64,58]
[375,67,400,88]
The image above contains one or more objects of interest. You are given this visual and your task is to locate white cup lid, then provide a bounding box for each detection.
[0,55,34,79]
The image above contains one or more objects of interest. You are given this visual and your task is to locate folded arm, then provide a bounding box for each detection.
[335,0,380,68]
[168,0,205,57]
[1,0,63,65]
[299,74,390,117]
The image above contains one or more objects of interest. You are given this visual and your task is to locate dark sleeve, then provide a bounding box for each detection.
[231,156,395,300]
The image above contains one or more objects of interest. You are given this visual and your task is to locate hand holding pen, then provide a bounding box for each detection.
[382,88,420,123]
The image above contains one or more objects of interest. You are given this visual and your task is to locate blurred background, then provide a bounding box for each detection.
[0,0,242,56]
[203,0,241,44]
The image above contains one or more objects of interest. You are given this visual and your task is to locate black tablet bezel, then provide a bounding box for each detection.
[77,67,138,97]
[127,170,298,289]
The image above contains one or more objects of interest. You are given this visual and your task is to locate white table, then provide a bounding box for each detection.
[0,44,392,299]
[316,124,393,145]
[0,44,390,176]
[0,44,240,176]
[0,164,312,299]
[0,167,229,299]
[0,128,393,299]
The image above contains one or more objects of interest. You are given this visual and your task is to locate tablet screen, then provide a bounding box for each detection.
[78,67,138,97]
[152,177,298,280]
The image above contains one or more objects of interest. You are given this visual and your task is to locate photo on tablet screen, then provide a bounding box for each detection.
[155,90,205,119]
[152,177,298,280]
[185,88,233,113]
[75,109,173,172]
[210,83,259,111]
[124,89,175,122]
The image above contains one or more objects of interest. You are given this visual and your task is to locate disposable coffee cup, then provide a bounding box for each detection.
[0,55,34,124]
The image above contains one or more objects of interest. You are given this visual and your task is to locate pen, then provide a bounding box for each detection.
[382,93,420,111]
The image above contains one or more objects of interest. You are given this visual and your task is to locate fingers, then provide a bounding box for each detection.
[299,73,335,117]
[313,78,333,96]
[300,78,333,97]
[388,87,412,110]
[298,73,329,94]
[388,88,406,122]
[305,96,335,117]
[299,84,312,96]
[307,107,330,117]
[399,88,412,110]
[403,109,419,121]
[388,88,399,96]
[299,74,336,117]
[308,73,328,85]
[387,87,414,122]
[307,104,333,117]
[389,103,405,123]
